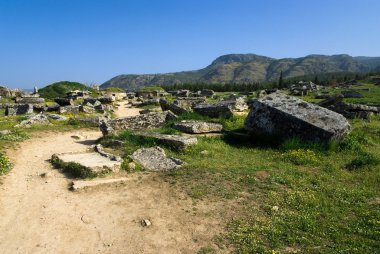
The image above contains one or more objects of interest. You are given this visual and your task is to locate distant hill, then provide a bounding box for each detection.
[101,54,380,91]
[39,81,92,99]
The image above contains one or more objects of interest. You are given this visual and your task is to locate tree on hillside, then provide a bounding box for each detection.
[278,71,284,88]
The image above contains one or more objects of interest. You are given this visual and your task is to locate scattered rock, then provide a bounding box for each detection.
[173,121,223,134]
[94,144,122,162]
[135,132,198,150]
[54,98,74,106]
[46,114,68,121]
[53,152,121,174]
[5,104,33,116]
[341,90,364,98]
[15,113,50,127]
[71,134,85,140]
[128,162,136,171]
[131,147,184,171]
[15,97,45,104]
[40,172,54,178]
[244,93,350,141]
[271,206,279,212]
[81,215,92,224]
[99,111,177,136]
[58,105,80,114]
[200,89,215,97]
[0,130,11,135]
[193,101,234,118]
[141,219,152,227]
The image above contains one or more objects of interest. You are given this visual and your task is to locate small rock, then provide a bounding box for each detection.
[40,172,53,178]
[271,206,279,212]
[141,219,151,227]
[0,130,11,135]
[128,162,136,171]
[71,135,85,140]
[81,215,92,224]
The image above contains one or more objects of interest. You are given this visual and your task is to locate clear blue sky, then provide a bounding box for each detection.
[1,0,379,89]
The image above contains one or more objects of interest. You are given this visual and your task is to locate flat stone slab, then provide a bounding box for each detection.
[136,132,198,150]
[71,177,129,191]
[244,93,351,141]
[131,147,184,171]
[173,120,223,134]
[56,152,121,173]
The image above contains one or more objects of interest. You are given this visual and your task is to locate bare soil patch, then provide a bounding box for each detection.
[0,130,225,253]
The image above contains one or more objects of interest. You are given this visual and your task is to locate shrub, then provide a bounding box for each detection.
[0,153,12,175]
[282,149,318,165]
[346,152,379,171]
[50,155,96,178]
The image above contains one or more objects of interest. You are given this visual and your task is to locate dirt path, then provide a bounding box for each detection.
[114,100,141,118]
[0,130,224,254]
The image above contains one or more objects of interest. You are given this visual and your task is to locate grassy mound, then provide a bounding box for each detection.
[39,81,93,99]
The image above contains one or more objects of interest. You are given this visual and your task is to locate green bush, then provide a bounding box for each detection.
[50,155,96,178]
[0,153,12,175]
[346,152,379,171]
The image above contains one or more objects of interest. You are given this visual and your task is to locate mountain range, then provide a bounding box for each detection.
[100,54,380,90]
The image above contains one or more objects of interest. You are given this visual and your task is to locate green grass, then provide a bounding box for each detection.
[39,81,94,99]
[0,152,12,175]
[103,116,380,253]
[50,154,97,179]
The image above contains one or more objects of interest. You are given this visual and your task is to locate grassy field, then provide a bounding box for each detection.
[101,113,380,254]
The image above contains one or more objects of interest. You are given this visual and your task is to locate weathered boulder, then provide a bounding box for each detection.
[223,97,248,112]
[80,105,95,113]
[46,114,68,121]
[5,104,33,116]
[15,113,50,127]
[97,96,115,104]
[15,97,45,104]
[159,99,190,115]
[134,132,198,150]
[46,103,60,112]
[58,105,80,114]
[341,91,364,98]
[99,111,177,136]
[193,101,234,118]
[0,86,12,97]
[200,89,215,97]
[52,152,121,174]
[244,93,350,141]
[54,98,74,106]
[173,121,223,134]
[131,147,183,171]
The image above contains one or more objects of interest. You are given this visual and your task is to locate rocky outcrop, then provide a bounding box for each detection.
[244,93,350,141]
[5,104,33,116]
[99,111,177,136]
[131,147,184,171]
[15,113,50,127]
[173,121,223,134]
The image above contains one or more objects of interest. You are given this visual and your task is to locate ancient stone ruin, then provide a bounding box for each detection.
[244,93,351,141]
